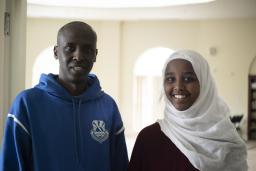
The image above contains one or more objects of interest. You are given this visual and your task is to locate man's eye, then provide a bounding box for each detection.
[85,48,96,54]
[64,46,75,52]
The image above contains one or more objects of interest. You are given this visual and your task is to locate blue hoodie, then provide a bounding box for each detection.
[0,73,128,171]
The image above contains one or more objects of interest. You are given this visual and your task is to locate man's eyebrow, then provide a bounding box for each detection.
[165,72,174,76]
[66,42,75,45]
[60,42,74,46]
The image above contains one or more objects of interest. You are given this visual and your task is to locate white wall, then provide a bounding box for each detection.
[26,18,256,139]
[93,21,121,102]
[120,20,201,134]
[120,19,256,138]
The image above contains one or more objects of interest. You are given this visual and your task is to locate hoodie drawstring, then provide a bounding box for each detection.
[72,98,80,166]
[72,98,85,168]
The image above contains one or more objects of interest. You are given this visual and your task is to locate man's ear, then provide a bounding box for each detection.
[94,49,98,62]
[54,45,58,59]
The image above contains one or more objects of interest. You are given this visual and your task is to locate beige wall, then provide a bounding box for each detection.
[0,0,27,144]
[26,19,73,88]
[26,18,256,138]
[9,0,27,102]
[0,0,6,141]
[26,19,121,102]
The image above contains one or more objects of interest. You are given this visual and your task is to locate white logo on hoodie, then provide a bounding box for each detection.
[90,120,109,143]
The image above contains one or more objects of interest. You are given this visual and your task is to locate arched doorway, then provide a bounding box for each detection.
[132,47,173,132]
[32,46,59,86]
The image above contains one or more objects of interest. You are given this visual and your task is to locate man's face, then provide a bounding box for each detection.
[54,27,97,84]
[164,59,200,111]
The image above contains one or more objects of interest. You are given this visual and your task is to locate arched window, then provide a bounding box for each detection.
[133,47,173,132]
[32,46,59,86]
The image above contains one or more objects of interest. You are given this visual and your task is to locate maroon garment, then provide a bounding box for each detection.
[128,122,199,171]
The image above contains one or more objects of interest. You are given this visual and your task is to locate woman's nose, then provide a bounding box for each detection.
[173,80,185,91]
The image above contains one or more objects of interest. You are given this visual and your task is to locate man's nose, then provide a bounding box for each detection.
[73,48,83,61]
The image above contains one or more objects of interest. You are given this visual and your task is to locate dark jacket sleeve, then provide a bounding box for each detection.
[0,94,33,171]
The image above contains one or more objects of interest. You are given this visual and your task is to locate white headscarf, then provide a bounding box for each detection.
[158,49,247,171]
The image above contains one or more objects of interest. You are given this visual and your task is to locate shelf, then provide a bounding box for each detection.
[250,128,256,132]
[250,118,256,122]
[248,75,256,140]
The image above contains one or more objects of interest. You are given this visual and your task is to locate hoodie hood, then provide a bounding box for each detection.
[35,73,104,102]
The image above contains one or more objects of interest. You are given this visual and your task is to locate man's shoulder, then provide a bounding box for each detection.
[98,91,116,103]
[14,87,43,101]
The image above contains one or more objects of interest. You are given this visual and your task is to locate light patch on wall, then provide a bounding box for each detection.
[32,46,59,86]
[132,47,173,132]
[134,47,174,76]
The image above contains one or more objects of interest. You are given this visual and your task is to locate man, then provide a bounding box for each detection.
[0,21,128,171]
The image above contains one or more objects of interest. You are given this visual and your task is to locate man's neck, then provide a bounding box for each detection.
[57,77,88,96]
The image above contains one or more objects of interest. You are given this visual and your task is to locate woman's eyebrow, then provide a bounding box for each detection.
[183,71,196,75]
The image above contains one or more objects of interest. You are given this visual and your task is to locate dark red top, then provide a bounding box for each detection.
[128,122,199,171]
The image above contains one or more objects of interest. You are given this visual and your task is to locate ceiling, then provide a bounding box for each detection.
[27,0,215,8]
[27,0,256,20]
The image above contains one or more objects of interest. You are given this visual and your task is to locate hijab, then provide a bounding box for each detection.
[158,49,247,171]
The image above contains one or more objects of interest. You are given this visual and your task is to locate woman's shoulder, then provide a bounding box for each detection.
[137,122,161,139]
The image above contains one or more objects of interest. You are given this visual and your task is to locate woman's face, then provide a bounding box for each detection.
[164,59,200,111]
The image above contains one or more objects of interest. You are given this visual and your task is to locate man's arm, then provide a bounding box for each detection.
[0,115,33,171]
[111,128,128,171]
[110,101,128,171]
[0,92,33,171]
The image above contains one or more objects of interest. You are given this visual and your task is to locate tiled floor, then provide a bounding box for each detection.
[127,137,256,170]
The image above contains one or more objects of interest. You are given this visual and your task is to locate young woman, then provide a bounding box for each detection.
[128,49,247,171]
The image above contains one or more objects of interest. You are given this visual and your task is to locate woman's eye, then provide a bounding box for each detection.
[184,77,194,82]
[166,77,175,82]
